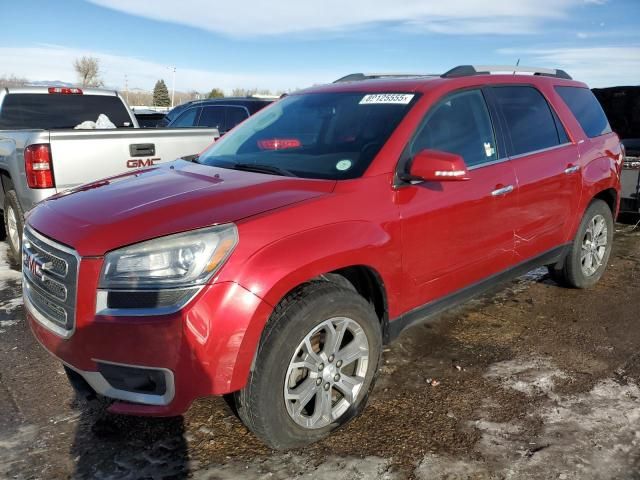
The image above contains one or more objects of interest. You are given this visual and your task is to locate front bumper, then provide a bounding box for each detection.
[28,266,273,416]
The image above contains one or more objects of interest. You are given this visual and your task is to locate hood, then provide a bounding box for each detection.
[28,160,335,256]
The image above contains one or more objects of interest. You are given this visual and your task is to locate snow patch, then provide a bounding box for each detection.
[191,454,397,480]
[484,357,568,397]
[416,358,640,479]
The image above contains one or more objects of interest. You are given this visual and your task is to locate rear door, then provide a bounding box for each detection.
[490,85,580,261]
[398,88,518,307]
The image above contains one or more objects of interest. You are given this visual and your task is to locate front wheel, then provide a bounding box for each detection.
[549,199,614,288]
[234,282,382,449]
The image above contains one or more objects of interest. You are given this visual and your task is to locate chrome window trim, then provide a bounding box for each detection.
[68,359,175,406]
[507,142,573,161]
[468,142,574,171]
[95,287,202,317]
[23,226,81,338]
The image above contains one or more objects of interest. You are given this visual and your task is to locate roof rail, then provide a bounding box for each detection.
[441,65,572,80]
[334,73,435,83]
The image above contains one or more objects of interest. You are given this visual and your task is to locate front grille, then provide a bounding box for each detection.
[23,227,79,334]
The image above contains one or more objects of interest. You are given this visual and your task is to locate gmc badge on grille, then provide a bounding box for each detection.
[26,253,45,281]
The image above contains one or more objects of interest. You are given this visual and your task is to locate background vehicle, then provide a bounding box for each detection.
[25,66,622,450]
[0,87,220,260]
[593,86,640,214]
[165,97,273,134]
[131,107,167,128]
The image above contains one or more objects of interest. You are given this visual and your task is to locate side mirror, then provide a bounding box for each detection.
[407,149,469,182]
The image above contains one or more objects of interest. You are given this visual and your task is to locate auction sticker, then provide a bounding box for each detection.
[359,93,414,105]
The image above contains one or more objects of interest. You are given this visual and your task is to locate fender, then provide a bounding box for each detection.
[226,220,402,388]
[574,150,621,232]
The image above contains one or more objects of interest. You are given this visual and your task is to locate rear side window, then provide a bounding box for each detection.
[0,93,132,129]
[198,106,226,130]
[410,89,498,168]
[556,86,612,138]
[492,86,561,156]
[171,107,200,127]
[225,107,249,131]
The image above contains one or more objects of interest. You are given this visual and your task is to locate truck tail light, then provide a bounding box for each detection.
[48,87,83,94]
[25,144,55,189]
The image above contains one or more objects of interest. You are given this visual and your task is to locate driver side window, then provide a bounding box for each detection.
[410,89,497,168]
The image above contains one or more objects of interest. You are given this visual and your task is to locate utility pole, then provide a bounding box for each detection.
[124,74,129,103]
[168,66,176,108]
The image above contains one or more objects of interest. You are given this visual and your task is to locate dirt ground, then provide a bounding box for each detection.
[1,221,640,480]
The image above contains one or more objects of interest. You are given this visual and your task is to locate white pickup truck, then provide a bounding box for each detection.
[0,86,219,261]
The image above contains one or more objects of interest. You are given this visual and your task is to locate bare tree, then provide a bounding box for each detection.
[73,56,104,87]
[0,75,29,88]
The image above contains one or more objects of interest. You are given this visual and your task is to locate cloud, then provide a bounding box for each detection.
[88,0,581,37]
[497,46,640,87]
[0,45,334,93]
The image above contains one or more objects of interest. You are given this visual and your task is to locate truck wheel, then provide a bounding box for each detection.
[3,190,24,263]
[549,199,613,288]
[235,281,382,449]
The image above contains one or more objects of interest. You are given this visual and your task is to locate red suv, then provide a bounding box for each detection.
[25,65,622,449]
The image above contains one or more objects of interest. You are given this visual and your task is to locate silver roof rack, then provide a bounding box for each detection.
[442,65,572,80]
[334,73,436,83]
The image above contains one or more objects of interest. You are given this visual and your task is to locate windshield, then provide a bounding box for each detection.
[197,92,419,180]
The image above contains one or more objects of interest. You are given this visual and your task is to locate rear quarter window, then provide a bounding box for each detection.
[492,86,562,157]
[0,93,133,130]
[556,86,612,138]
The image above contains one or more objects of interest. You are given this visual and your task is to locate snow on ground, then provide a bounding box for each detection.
[416,357,640,480]
[0,243,22,334]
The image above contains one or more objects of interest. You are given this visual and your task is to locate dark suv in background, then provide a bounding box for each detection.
[593,86,640,214]
[160,97,273,134]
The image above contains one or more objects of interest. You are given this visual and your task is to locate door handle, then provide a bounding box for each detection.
[129,143,156,157]
[564,165,580,174]
[491,185,514,196]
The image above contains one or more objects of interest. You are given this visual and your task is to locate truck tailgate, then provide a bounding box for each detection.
[49,128,219,190]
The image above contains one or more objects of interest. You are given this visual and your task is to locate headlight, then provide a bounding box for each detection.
[99,224,238,289]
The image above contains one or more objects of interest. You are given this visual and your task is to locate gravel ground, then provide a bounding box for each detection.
[1,222,640,479]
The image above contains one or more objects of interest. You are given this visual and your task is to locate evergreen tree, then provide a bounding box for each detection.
[208,88,224,98]
[153,79,170,107]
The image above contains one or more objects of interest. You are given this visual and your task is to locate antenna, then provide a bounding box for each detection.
[514,58,520,75]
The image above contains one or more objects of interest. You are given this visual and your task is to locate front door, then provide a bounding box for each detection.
[397,88,518,311]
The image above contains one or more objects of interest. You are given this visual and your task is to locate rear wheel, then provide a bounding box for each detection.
[234,282,382,449]
[3,190,24,263]
[549,199,613,288]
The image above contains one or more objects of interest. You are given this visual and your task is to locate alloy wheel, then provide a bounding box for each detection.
[581,214,607,277]
[6,206,20,254]
[284,317,369,429]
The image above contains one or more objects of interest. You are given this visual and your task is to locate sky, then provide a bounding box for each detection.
[0,0,638,94]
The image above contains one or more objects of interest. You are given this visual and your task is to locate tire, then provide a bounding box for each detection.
[550,199,614,288]
[234,281,382,450]
[3,189,24,264]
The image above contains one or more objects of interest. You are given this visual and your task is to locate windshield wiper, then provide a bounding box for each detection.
[182,154,200,163]
[232,163,297,177]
